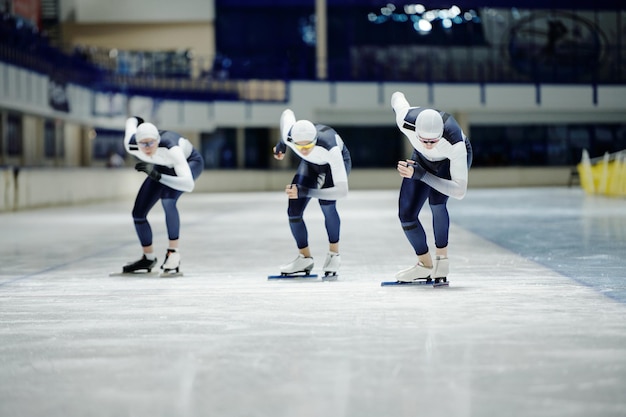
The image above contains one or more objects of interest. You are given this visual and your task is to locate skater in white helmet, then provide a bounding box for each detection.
[273,109,352,277]
[391,91,473,283]
[120,117,204,275]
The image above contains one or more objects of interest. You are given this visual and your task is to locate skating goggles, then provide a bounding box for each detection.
[138,140,158,148]
[293,141,316,150]
[418,135,441,145]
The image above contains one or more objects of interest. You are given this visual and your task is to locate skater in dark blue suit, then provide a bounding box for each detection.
[391,91,473,283]
[273,109,351,277]
[121,117,204,274]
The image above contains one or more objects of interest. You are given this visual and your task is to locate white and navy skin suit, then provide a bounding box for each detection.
[124,117,204,247]
[391,92,473,257]
[274,110,352,250]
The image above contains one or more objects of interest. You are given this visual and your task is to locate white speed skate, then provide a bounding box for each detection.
[432,256,449,280]
[279,254,314,276]
[395,261,432,282]
[322,251,341,277]
[160,249,182,277]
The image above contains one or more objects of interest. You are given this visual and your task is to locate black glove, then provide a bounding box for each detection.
[135,162,161,181]
[134,116,144,126]
[409,160,426,180]
[274,141,287,155]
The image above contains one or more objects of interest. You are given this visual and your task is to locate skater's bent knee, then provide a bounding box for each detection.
[161,198,178,210]
[400,220,419,231]
[398,210,418,223]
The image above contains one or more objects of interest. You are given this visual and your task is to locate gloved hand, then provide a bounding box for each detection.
[274,141,287,155]
[409,160,426,180]
[135,162,161,181]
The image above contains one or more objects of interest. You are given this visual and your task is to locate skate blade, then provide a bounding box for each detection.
[322,272,339,281]
[160,270,183,278]
[110,271,160,277]
[381,278,448,287]
[268,273,318,280]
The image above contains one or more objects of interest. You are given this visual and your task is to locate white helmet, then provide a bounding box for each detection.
[290,120,317,144]
[135,122,161,142]
[416,109,443,140]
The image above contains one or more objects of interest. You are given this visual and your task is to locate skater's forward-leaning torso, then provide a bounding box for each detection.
[285,124,351,183]
[126,131,195,167]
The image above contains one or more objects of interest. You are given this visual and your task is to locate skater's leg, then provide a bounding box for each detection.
[160,189,185,272]
[395,179,435,281]
[416,252,433,268]
[132,179,161,257]
[280,196,314,274]
[429,167,453,279]
[287,163,317,251]
[280,164,317,275]
[161,196,182,241]
[319,200,341,275]
[429,198,450,276]
[429,188,450,251]
[398,178,431,264]
[157,156,201,273]
[298,246,312,258]
[319,199,340,244]
[287,196,311,250]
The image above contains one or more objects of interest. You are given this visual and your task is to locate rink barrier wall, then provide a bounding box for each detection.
[0,166,576,212]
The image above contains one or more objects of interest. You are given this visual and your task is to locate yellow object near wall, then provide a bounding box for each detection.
[577,149,626,197]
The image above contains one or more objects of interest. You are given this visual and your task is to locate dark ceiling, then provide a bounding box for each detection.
[216,1,623,11]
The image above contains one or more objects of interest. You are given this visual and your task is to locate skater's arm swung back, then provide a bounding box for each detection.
[124,117,141,156]
[273,109,294,158]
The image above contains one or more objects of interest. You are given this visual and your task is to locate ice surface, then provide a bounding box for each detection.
[1,188,625,417]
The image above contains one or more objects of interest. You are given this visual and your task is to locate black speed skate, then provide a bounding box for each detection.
[122,255,157,273]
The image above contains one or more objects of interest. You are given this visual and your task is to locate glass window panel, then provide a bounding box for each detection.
[201,129,237,169]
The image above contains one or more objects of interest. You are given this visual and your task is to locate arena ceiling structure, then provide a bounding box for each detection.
[216,0,623,10]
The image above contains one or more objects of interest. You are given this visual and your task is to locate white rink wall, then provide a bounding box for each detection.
[0,166,575,212]
[0,63,602,211]
[2,62,626,133]
[0,168,144,212]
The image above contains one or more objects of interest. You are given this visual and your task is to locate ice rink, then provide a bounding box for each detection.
[1,186,625,417]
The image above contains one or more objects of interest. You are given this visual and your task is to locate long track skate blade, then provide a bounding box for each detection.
[159,271,183,278]
[267,273,318,280]
[322,272,338,281]
[381,279,448,287]
[109,271,160,277]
